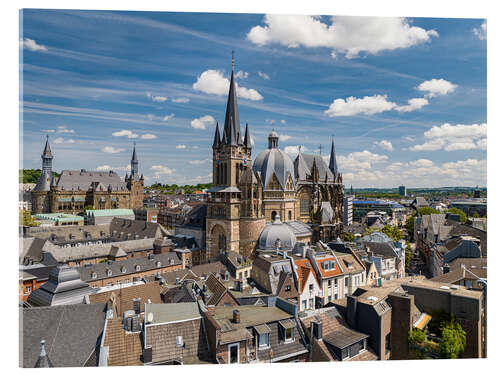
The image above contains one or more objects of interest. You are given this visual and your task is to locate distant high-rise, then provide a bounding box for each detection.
[398,185,407,197]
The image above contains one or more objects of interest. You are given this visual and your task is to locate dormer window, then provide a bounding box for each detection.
[107,269,112,277]
[92,272,97,279]
[279,320,296,343]
[121,267,127,274]
[156,261,161,267]
[135,265,141,272]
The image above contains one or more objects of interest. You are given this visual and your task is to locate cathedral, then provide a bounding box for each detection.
[206,63,344,260]
[31,138,144,214]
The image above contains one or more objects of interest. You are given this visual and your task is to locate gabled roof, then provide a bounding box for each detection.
[20,303,106,367]
[205,273,231,306]
[55,170,128,192]
[294,152,334,182]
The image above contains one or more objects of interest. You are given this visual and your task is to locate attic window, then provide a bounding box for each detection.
[92,272,97,279]
[156,261,161,267]
[107,269,112,277]
[135,265,141,272]
[121,267,126,273]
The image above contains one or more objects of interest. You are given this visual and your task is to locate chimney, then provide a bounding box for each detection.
[233,309,241,324]
[143,346,153,364]
[312,319,323,340]
[346,295,358,329]
[133,298,141,314]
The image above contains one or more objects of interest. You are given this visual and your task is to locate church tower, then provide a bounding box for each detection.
[206,55,253,260]
[32,136,54,214]
[126,142,144,209]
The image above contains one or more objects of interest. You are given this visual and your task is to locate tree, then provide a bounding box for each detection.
[439,319,466,359]
[446,207,467,223]
[405,247,413,270]
[343,232,355,242]
[417,207,440,216]
[379,225,403,241]
[405,213,416,242]
[19,210,39,227]
[84,205,94,213]
[472,212,480,218]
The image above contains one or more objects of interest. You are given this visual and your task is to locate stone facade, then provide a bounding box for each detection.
[31,140,144,215]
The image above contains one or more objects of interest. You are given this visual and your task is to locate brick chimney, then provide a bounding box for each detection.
[233,309,240,324]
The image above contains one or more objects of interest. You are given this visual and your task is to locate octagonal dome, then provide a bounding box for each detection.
[258,215,297,251]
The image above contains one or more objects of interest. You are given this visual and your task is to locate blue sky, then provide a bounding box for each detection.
[20,10,486,188]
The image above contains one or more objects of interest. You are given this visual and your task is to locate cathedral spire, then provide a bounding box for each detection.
[329,137,338,176]
[213,122,221,148]
[243,122,251,148]
[131,142,139,179]
[34,339,53,368]
[222,54,242,146]
[41,135,53,174]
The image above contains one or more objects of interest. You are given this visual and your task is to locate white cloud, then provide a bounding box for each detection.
[96,165,111,171]
[374,140,393,151]
[42,129,56,133]
[284,145,308,158]
[189,159,209,165]
[52,137,75,145]
[147,114,155,121]
[395,97,429,112]
[102,146,125,154]
[176,144,187,149]
[417,79,457,98]
[473,21,486,40]
[235,70,248,79]
[280,134,292,142]
[146,92,168,102]
[258,71,270,80]
[280,119,286,124]
[57,125,75,134]
[112,130,138,138]
[325,94,396,117]
[266,119,276,124]
[409,159,434,168]
[410,123,487,152]
[337,150,389,170]
[162,113,175,122]
[330,51,337,59]
[247,15,438,59]
[190,115,215,130]
[193,69,263,101]
[192,145,199,149]
[141,133,157,139]
[20,38,47,52]
[172,98,190,103]
[151,165,176,178]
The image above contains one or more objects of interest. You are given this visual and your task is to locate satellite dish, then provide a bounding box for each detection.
[147,312,154,323]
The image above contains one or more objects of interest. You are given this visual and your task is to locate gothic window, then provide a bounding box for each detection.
[218,234,226,251]
[300,199,310,215]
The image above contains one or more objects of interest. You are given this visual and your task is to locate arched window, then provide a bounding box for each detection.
[271,211,277,221]
[219,234,226,251]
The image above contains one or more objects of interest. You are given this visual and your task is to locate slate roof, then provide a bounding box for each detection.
[294,152,334,182]
[301,308,377,362]
[55,170,128,192]
[258,215,297,251]
[284,220,313,237]
[20,303,107,367]
[191,260,228,279]
[362,242,398,259]
[27,266,94,307]
[145,302,201,325]
[252,147,296,189]
[77,252,181,282]
[221,70,243,147]
[162,282,197,303]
